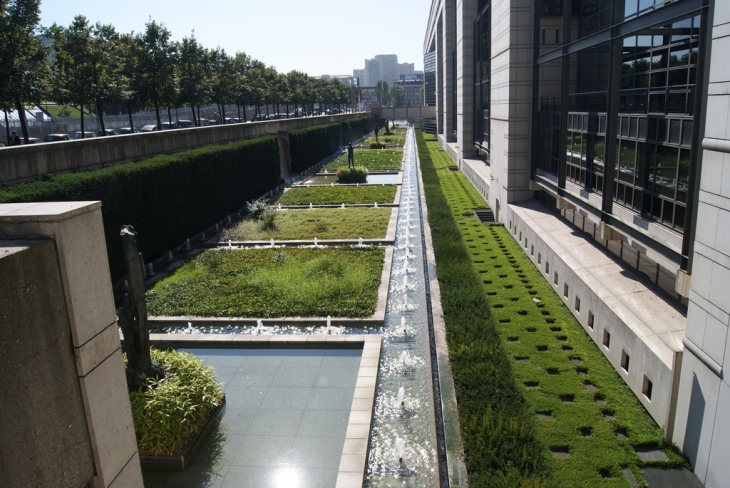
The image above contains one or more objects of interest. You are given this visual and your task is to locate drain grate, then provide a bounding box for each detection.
[448,166,459,171]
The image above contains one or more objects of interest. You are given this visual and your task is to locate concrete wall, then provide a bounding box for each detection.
[0,114,366,186]
[672,1,730,486]
[0,202,143,488]
[0,238,96,487]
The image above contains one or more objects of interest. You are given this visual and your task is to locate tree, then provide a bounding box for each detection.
[0,0,49,142]
[88,22,125,134]
[177,33,209,126]
[390,84,405,108]
[47,16,93,137]
[231,52,252,121]
[286,70,309,117]
[209,48,235,122]
[134,19,176,127]
[376,80,389,107]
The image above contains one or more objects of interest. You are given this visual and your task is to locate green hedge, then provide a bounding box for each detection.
[289,122,342,174]
[0,136,280,278]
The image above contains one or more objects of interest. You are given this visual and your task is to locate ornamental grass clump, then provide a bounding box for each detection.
[129,348,224,456]
[246,197,277,231]
[337,166,368,183]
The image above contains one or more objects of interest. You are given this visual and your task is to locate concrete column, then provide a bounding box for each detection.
[456,0,478,162]
[671,3,730,486]
[437,17,445,135]
[277,131,292,180]
[0,202,143,488]
[488,0,534,208]
[442,0,456,141]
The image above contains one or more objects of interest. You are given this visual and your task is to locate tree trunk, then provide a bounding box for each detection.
[80,102,85,138]
[197,105,202,125]
[286,103,289,118]
[118,226,165,391]
[97,98,106,135]
[4,109,10,143]
[243,104,247,122]
[191,103,198,126]
[237,105,241,120]
[265,104,270,117]
[127,105,134,130]
[14,98,29,142]
[154,100,162,127]
[167,107,172,125]
[221,104,226,123]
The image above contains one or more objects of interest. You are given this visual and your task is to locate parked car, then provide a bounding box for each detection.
[72,131,96,140]
[96,129,118,136]
[176,120,194,128]
[43,133,71,142]
[160,122,177,130]
[139,125,158,132]
[20,137,43,144]
[0,140,6,147]
[118,127,139,134]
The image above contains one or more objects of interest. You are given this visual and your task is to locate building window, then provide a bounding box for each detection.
[546,262,550,275]
[575,296,581,312]
[554,271,559,285]
[621,351,630,372]
[588,311,594,329]
[564,283,569,298]
[538,252,542,264]
[603,330,611,349]
[643,375,653,400]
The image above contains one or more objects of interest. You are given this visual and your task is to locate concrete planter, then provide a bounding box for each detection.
[139,395,226,471]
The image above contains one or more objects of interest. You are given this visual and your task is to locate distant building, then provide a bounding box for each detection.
[353,55,418,87]
[353,69,366,86]
[397,62,415,79]
[393,74,425,107]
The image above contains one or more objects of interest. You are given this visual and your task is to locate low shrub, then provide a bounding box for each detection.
[129,348,224,456]
[370,142,386,149]
[336,166,368,183]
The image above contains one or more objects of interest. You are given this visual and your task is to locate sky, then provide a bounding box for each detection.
[38,0,431,77]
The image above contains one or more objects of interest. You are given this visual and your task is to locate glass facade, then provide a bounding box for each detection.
[535,0,705,238]
[473,1,490,153]
[424,50,437,133]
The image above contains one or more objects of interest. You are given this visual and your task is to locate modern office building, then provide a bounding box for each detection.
[425,0,729,486]
[393,74,426,107]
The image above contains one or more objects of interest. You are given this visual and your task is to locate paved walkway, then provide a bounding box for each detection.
[142,348,362,488]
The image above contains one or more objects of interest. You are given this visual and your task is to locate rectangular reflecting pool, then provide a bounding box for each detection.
[302,174,399,185]
[142,347,363,488]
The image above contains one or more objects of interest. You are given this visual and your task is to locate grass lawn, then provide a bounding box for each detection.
[323,149,403,171]
[43,103,93,118]
[416,129,687,487]
[363,127,407,145]
[221,207,392,241]
[274,185,397,205]
[146,247,385,318]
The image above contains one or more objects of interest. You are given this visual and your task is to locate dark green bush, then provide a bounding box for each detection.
[0,136,280,278]
[369,142,386,149]
[289,123,342,174]
[336,166,368,183]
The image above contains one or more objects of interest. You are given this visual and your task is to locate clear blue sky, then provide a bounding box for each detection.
[38,0,430,77]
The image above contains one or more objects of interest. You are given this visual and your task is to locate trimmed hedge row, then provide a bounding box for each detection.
[415,128,552,487]
[0,136,280,278]
[289,123,342,174]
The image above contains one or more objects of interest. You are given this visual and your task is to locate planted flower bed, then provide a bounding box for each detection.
[323,149,403,171]
[221,207,392,241]
[416,129,688,487]
[147,247,385,318]
[274,185,397,206]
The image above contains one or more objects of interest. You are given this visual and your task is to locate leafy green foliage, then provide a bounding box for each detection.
[146,247,385,318]
[274,185,397,206]
[324,149,403,171]
[289,122,342,174]
[221,207,391,241]
[336,166,368,183]
[369,142,386,149]
[0,136,280,278]
[129,348,224,456]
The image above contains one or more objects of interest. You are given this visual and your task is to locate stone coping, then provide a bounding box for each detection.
[144,333,382,488]
[210,207,399,247]
[0,201,101,221]
[148,245,394,327]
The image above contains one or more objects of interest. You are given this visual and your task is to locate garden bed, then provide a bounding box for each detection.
[219,207,395,241]
[322,149,403,171]
[146,247,386,318]
[274,185,398,206]
[416,128,688,487]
